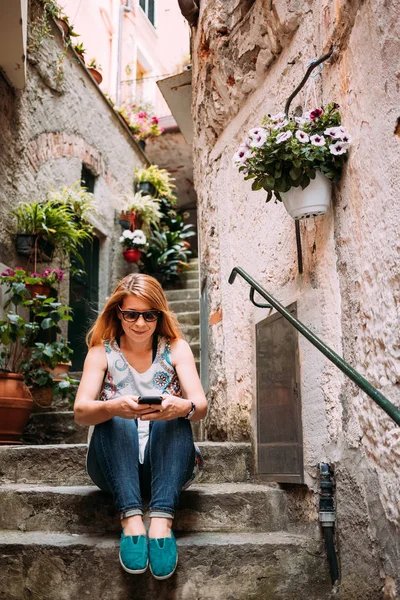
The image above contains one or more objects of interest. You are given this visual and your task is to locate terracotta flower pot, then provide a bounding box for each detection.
[54,17,70,37]
[280,171,332,220]
[25,283,51,298]
[123,249,142,263]
[88,68,103,85]
[0,372,33,445]
[31,386,53,409]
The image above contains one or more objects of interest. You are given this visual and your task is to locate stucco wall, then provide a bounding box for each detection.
[191,0,400,597]
[0,0,147,303]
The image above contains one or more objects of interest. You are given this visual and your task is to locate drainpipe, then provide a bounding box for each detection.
[318,463,340,585]
[116,0,132,106]
[178,0,199,26]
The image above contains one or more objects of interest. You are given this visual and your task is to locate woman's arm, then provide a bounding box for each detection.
[74,345,152,425]
[141,338,208,422]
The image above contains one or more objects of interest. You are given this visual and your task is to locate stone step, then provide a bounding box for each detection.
[0,442,253,486]
[0,482,298,535]
[185,270,199,281]
[165,287,199,302]
[181,324,200,344]
[22,411,87,445]
[0,530,330,600]
[169,298,199,313]
[191,341,200,360]
[176,311,199,326]
[183,277,199,290]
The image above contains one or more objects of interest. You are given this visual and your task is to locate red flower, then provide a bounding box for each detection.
[151,116,159,124]
[310,108,323,119]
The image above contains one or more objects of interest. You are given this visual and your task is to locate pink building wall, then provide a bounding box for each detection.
[63,0,189,116]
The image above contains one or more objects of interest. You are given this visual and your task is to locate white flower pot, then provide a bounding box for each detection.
[281,171,332,220]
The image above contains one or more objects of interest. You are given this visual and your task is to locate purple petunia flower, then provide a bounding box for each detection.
[329,141,349,155]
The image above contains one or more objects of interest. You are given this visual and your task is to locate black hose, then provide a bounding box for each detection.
[323,527,340,584]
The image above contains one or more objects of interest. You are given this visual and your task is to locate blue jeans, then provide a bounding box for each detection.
[87,417,195,520]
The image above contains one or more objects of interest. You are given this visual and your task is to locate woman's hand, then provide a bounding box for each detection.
[108,396,158,420]
[140,394,191,421]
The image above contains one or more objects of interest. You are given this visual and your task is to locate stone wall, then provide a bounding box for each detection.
[191,0,400,597]
[0,0,147,305]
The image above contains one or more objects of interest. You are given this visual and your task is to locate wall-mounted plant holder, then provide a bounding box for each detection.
[283,48,334,274]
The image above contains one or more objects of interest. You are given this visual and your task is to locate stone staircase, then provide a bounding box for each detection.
[0,259,332,599]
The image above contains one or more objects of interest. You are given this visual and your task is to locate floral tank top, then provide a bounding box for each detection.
[88,336,203,488]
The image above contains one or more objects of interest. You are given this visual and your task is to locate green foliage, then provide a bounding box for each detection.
[11,184,93,263]
[134,165,177,203]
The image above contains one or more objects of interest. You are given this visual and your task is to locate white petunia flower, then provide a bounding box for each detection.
[248,127,268,139]
[341,132,352,144]
[233,146,252,166]
[295,130,310,143]
[122,229,132,238]
[302,111,313,121]
[276,131,293,144]
[271,112,286,122]
[273,119,289,130]
[119,235,125,243]
[249,130,268,148]
[329,141,349,155]
[324,126,346,139]
[310,134,326,146]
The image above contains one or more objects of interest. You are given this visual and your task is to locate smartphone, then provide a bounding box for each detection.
[138,395,163,405]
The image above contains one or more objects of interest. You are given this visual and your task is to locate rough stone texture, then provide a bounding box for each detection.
[191,0,400,596]
[22,411,88,445]
[0,442,254,486]
[0,531,331,600]
[0,482,302,535]
[0,0,147,297]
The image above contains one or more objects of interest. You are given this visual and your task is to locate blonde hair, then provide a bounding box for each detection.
[87,273,182,348]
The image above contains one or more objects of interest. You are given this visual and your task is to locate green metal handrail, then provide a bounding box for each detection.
[229,266,400,427]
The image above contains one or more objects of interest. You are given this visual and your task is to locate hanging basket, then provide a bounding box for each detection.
[123,249,142,263]
[136,181,156,196]
[25,283,52,298]
[281,171,332,220]
[88,68,103,85]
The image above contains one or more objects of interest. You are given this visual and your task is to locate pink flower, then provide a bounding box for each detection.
[1,268,15,276]
[138,111,148,119]
[151,116,159,124]
[31,273,41,278]
[15,267,24,271]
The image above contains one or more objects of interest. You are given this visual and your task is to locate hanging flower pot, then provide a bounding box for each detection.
[0,372,33,445]
[123,249,142,263]
[137,181,156,197]
[280,171,332,220]
[119,211,142,231]
[25,283,52,298]
[15,234,36,256]
[54,17,70,37]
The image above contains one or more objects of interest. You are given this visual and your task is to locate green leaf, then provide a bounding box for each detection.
[289,166,302,181]
[41,318,53,330]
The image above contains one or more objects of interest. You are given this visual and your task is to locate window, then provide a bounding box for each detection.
[139,0,155,27]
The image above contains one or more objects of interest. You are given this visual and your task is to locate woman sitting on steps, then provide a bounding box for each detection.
[74,273,207,580]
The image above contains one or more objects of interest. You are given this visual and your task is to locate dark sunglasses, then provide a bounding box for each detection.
[118,307,161,323]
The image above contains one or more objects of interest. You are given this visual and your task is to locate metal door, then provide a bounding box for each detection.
[256,303,304,483]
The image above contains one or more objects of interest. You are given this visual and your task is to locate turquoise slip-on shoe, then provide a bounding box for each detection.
[148,532,178,580]
[119,533,148,574]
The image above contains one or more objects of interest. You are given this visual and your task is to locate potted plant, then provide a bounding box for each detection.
[120,192,163,235]
[34,338,73,379]
[116,103,163,149]
[0,278,73,439]
[12,193,93,267]
[133,165,176,200]
[73,42,86,63]
[119,229,147,263]
[87,58,103,84]
[0,267,64,298]
[233,102,351,219]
